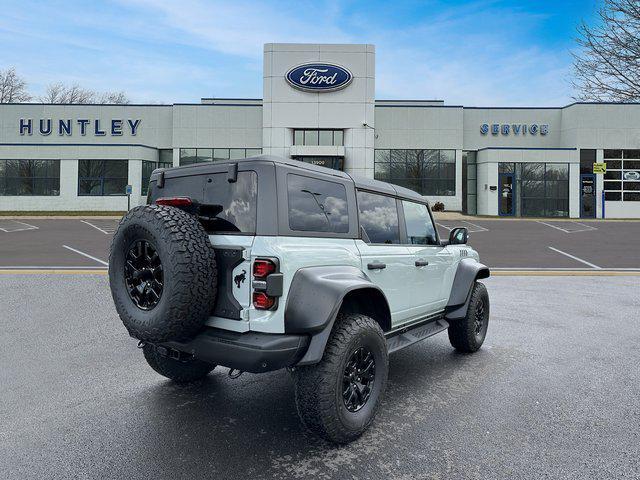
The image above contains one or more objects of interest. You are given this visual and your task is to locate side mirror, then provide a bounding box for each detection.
[449,227,468,245]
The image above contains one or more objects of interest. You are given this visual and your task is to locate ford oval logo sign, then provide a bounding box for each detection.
[285,63,353,92]
[624,171,640,180]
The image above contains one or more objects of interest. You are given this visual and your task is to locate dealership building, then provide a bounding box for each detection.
[1,43,640,218]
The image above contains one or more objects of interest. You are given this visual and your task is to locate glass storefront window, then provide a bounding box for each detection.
[374,149,456,196]
[159,149,173,165]
[229,149,245,160]
[500,162,570,217]
[603,150,640,202]
[196,149,213,163]
[179,148,197,165]
[180,148,261,165]
[462,151,477,215]
[78,160,128,196]
[0,159,60,196]
[293,129,344,146]
[304,130,319,146]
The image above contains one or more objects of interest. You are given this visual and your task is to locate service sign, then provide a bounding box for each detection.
[285,63,353,92]
[480,123,549,136]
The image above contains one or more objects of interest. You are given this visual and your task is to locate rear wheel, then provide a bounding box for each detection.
[293,313,388,444]
[142,344,216,383]
[448,281,489,353]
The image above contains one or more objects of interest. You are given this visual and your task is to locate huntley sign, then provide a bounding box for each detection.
[285,63,353,92]
[19,118,142,136]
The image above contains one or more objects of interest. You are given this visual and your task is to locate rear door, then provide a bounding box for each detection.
[354,190,415,326]
[200,170,258,327]
[400,200,453,314]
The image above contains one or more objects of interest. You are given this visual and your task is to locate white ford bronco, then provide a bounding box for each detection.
[109,155,490,444]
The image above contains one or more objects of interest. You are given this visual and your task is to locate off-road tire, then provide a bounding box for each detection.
[448,281,489,353]
[109,205,217,343]
[142,344,215,383]
[293,313,388,444]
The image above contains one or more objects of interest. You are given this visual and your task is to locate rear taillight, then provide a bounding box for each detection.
[155,196,193,207]
[253,292,275,310]
[252,258,281,310]
[253,259,276,278]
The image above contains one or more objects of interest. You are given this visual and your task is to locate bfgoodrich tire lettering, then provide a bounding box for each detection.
[109,205,217,343]
[448,281,489,353]
[293,313,388,444]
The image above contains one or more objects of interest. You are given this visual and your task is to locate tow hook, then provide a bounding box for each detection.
[228,368,243,379]
[137,340,146,349]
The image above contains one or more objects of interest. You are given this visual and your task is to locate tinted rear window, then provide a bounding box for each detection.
[202,171,257,233]
[287,174,349,233]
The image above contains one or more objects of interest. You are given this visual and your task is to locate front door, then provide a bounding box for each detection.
[400,200,452,318]
[580,174,596,218]
[498,173,515,216]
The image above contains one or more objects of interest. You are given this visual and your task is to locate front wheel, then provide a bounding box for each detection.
[293,313,388,444]
[448,281,489,353]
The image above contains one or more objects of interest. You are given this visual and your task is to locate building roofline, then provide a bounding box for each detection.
[2,100,638,109]
[477,147,577,151]
[200,97,263,101]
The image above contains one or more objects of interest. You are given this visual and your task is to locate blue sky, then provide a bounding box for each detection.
[0,0,598,105]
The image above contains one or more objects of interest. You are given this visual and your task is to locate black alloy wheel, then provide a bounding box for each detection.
[342,346,376,412]
[125,240,164,310]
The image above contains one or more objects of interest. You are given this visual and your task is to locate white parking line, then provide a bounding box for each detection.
[62,245,109,266]
[0,220,39,233]
[80,219,116,235]
[461,220,489,232]
[437,221,488,233]
[548,246,602,269]
[536,220,597,233]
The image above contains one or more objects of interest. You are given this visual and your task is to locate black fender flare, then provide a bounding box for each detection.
[284,266,391,365]
[444,258,490,321]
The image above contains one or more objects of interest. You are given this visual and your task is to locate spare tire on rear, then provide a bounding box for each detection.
[109,205,217,343]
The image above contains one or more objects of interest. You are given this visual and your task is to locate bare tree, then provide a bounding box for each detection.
[573,0,640,101]
[0,67,32,102]
[40,82,131,104]
[96,90,130,104]
[40,82,95,104]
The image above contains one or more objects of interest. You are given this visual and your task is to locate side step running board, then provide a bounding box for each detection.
[386,318,449,354]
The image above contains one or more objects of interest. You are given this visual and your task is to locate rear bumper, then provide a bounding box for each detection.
[161,328,310,373]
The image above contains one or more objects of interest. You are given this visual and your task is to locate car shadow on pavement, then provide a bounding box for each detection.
[129,339,497,477]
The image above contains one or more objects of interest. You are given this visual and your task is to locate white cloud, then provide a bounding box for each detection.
[0,0,578,104]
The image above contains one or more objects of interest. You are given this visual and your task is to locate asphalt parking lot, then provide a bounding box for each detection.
[1,217,639,478]
[1,274,639,479]
[0,217,639,271]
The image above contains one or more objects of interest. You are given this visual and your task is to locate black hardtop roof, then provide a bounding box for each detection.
[156,154,428,204]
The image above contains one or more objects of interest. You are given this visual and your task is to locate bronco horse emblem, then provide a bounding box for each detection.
[234,269,247,288]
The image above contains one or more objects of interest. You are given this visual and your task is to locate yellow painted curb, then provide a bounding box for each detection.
[0,269,108,275]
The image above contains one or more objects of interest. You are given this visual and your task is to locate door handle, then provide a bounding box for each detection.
[367,262,386,270]
[415,259,429,267]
